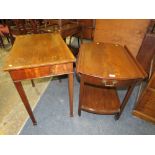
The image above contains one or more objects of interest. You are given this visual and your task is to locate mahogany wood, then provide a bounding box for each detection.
[80,83,121,114]
[132,20,155,124]
[3,32,75,71]
[68,73,74,117]
[76,42,146,119]
[82,74,137,88]
[136,20,155,75]
[9,63,73,81]
[77,42,147,80]
[115,83,136,120]
[78,75,84,116]
[13,81,37,125]
[94,19,150,57]
[133,72,155,124]
[3,32,75,124]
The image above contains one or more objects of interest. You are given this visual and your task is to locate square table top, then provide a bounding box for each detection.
[3,32,75,71]
[76,42,147,80]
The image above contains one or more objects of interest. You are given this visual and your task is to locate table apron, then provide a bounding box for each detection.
[81,74,140,88]
[9,63,73,81]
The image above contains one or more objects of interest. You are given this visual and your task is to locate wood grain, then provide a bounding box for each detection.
[82,74,137,88]
[77,42,146,80]
[94,19,150,57]
[133,72,155,124]
[77,42,147,118]
[68,73,74,117]
[136,33,155,74]
[81,84,120,114]
[3,32,75,71]
[13,81,37,125]
[9,63,73,81]
[3,32,76,124]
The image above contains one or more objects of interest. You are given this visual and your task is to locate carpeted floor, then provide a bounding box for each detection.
[0,41,51,135]
[0,36,89,134]
[20,75,155,135]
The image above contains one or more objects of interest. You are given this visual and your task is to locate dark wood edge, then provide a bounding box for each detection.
[81,26,95,29]
[11,71,74,82]
[76,43,148,80]
[3,61,75,71]
[81,108,120,115]
[124,45,148,79]
[147,19,155,34]
[76,45,84,74]
[78,72,144,81]
[132,110,155,124]
[133,81,149,109]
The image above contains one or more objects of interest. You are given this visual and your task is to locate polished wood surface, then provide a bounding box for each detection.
[9,63,73,81]
[81,74,137,88]
[136,20,155,75]
[77,42,147,119]
[3,32,75,124]
[77,42,147,80]
[133,72,155,124]
[80,84,120,114]
[94,19,150,57]
[3,32,75,71]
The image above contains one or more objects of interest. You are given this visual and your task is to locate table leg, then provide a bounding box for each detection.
[68,73,74,117]
[115,83,136,120]
[13,81,37,125]
[31,79,35,87]
[78,75,84,116]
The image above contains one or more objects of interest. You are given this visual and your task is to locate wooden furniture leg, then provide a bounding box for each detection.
[68,73,74,117]
[31,79,35,87]
[69,36,72,45]
[78,76,84,116]
[76,37,79,48]
[115,83,136,120]
[13,81,37,125]
[135,82,144,104]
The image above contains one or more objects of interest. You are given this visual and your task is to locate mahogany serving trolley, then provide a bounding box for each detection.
[76,42,147,120]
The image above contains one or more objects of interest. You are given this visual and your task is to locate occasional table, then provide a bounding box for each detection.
[76,42,147,120]
[3,32,76,125]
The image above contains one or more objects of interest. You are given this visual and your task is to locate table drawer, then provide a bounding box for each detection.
[82,75,136,88]
[10,63,73,81]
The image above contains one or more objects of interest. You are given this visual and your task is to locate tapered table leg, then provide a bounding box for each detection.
[68,73,74,117]
[13,81,37,125]
[78,75,84,116]
[31,79,35,87]
[115,83,136,120]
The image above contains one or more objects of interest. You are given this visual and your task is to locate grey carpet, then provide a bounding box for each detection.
[20,75,155,135]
